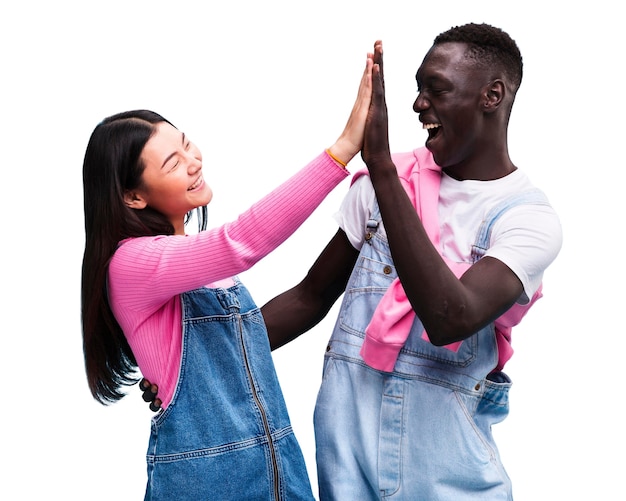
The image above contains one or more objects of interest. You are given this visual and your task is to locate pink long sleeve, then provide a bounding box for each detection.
[108,151,348,407]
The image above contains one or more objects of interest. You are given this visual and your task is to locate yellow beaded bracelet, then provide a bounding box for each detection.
[325,148,348,168]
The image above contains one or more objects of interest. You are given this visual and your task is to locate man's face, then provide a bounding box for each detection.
[414,42,489,175]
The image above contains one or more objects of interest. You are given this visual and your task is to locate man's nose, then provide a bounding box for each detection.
[413,93,429,113]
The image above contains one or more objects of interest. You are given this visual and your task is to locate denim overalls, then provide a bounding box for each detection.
[144,281,314,500]
[314,190,547,501]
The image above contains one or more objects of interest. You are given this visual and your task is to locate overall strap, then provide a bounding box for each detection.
[471,189,550,263]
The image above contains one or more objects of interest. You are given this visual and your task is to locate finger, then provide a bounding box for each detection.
[351,57,374,129]
[149,398,162,412]
[356,55,374,108]
[142,383,158,402]
[372,63,385,105]
[373,40,383,81]
[343,55,373,128]
[139,378,151,392]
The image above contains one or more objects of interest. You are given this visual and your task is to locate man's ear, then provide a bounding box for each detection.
[124,190,147,209]
[483,79,505,112]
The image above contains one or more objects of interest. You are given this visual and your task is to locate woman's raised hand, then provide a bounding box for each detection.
[326,46,375,167]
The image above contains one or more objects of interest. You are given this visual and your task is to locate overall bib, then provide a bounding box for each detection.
[145,281,314,500]
[315,190,546,501]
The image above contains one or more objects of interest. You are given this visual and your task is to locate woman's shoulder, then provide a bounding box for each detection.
[110,234,174,271]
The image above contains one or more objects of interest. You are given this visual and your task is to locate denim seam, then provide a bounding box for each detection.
[146,426,295,463]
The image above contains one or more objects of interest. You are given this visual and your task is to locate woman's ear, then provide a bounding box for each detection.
[124,190,147,209]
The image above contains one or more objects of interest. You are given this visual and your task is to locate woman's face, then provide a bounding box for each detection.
[132,122,212,234]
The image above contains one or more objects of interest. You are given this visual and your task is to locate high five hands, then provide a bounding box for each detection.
[362,40,393,174]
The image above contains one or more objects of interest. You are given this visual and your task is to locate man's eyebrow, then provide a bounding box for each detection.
[417,73,448,88]
[160,132,186,169]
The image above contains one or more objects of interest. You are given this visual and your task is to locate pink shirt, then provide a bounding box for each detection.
[108,152,348,408]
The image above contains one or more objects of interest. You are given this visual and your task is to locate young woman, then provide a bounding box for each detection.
[81,54,373,500]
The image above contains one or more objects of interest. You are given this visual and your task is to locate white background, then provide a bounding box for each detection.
[1,1,622,499]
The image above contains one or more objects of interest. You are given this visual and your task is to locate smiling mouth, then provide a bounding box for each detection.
[423,122,442,141]
[188,175,203,191]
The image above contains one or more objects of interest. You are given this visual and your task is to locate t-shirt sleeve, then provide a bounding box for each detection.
[486,203,563,304]
[333,175,377,250]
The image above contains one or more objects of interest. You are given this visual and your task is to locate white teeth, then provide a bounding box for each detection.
[189,176,202,190]
[422,123,441,130]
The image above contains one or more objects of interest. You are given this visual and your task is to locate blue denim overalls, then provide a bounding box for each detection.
[314,190,548,501]
[144,280,314,500]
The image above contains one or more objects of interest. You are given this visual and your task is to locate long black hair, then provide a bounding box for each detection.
[81,110,207,404]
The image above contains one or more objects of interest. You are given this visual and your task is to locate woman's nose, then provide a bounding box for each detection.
[186,152,201,172]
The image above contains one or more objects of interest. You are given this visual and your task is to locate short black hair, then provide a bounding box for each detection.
[434,23,523,91]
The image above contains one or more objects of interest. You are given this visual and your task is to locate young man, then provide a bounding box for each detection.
[262,24,562,500]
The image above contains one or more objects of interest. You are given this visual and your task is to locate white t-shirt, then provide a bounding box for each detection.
[334,169,562,304]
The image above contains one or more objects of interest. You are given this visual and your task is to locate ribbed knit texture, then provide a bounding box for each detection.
[108,151,348,407]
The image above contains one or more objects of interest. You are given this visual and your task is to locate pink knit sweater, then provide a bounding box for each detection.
[108,151,348,408]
